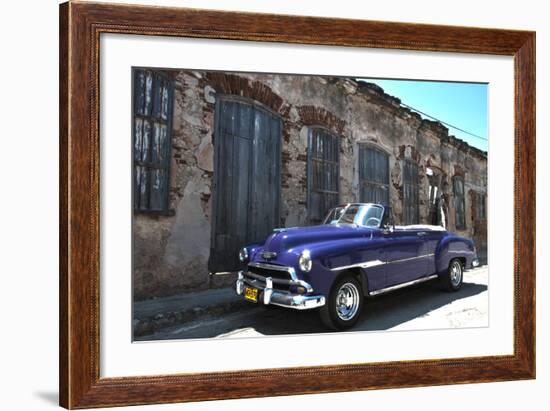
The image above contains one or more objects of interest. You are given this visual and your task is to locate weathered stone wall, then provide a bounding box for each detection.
[133,70,488,300]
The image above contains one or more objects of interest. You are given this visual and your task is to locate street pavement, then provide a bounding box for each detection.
[137,265,488,341]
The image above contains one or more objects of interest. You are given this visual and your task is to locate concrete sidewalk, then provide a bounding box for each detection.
[133,287,247,338]
[134,250,489,339]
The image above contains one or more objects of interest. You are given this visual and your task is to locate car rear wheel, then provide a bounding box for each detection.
[320,274,364,330]
[439,258,464,292]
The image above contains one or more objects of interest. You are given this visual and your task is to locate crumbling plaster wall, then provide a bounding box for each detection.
[133,70,487,299]
[133,71,215,299]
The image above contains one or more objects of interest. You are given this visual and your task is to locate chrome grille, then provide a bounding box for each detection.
[243,263,294,292]
[247,265,292,280]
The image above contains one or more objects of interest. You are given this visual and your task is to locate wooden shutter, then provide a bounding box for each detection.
[210,98,281,272]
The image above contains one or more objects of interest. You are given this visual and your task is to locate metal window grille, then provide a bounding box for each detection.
[476,192,486,220]
[133,69,174,213]
[403,161,419,225]
[359,145,390,205]
[453,176,466,229]
[307,128,340,224]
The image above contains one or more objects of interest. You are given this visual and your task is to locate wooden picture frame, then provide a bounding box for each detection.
[59,1,535,408]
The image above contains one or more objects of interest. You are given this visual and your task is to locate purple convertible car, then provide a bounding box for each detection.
[235,203,479,330]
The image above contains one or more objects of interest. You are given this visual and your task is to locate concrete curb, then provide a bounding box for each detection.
[133,289,249,338]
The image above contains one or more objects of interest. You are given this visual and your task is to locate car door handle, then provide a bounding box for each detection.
[417,232,428,236]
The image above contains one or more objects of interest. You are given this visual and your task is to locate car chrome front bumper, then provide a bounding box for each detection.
[236,271,325,310]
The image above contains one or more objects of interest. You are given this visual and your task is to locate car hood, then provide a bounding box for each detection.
[261,224,375,254]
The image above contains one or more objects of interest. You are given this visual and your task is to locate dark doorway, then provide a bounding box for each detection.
[209,98,282,273]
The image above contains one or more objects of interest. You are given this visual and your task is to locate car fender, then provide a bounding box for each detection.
[435,234,475,273]
[298,237,384,296]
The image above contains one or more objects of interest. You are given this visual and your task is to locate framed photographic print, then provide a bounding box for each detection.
[59,1,535,408]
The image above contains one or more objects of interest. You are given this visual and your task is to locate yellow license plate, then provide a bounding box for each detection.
[244,287,258,302]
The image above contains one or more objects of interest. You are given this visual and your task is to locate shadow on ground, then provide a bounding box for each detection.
[249,280,488,336]
[141,278,487,340]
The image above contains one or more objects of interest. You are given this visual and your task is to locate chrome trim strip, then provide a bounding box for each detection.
[264,277,273,305]
[235,271,244,295]
[270,294,326,310]
[261,251,278,259]
[390,253,435,264]
[330,259,385,271]
[331,253,435,271]
[369,274,438,296]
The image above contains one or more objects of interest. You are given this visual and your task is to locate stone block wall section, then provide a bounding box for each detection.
[133,70,487,300]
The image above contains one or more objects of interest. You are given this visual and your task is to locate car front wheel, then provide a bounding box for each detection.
[320,274,364,330]
[439,258,464,292]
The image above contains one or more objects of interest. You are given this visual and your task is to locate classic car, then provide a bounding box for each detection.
[235,203,479,330]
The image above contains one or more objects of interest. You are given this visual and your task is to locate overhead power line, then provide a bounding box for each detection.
[399,102,488,142]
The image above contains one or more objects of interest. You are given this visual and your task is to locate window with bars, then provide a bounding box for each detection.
[402,161,419,225]
[307,128,340,224]
[476,192,486,220]
[133,69,174,213]
[358,145,390,205]
[453,176,466,229]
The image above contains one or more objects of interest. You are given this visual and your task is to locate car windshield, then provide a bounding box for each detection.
[322,206,346,224]
[329,204,384,227]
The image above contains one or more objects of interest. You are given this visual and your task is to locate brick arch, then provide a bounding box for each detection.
[296,105,346,136]
[205,72,284,114]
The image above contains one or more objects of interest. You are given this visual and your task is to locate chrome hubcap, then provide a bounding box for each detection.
[335,282,360,321]
[450,261,463,286]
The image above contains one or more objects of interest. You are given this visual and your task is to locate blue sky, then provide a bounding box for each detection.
[358,78,488,152]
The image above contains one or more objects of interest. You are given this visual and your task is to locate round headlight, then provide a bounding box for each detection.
[239,247,249,263]
[298,250,312,272]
